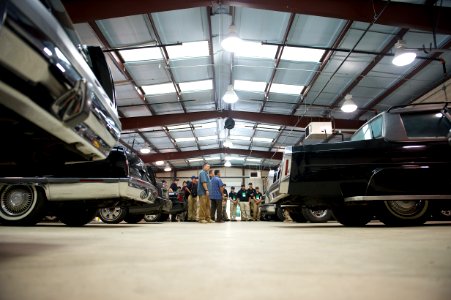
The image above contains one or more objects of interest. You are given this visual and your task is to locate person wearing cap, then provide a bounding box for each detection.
[252,187,263,221]
[247,182,256,221]
[237,184,251,221]
[197,163,213,223]
[186,176,198,221]
[228,186,238,221]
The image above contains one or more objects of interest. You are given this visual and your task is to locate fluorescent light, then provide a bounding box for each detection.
[234,80,266,93]
[155,160,165,166]
[179,80,212,92]
[270,83,304,95]
[225,156,245,161]
[281,47,325,62]
[223,85,239,103]
[257,124,280,131]
[142,82,175,95]
[235,41,278,59]
[341,94,357,113]
[247,158,261,162]
[140,147,151,154]
[175,137,196,142]
[167,124,191,131]
[392,40,416,67]
[188,158,204,162]
[253,137,273,143]
[224,160,232,167]
[119,47,163,62]
[221,25,243,53]
[198,135,217,141]
[166,41,209,59]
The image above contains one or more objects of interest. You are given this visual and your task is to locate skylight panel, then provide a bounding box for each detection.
[225,156,245,161]
[188,158,204,162]
[234,80,266,93]
[166,41,209,59]
[230,136,251,141]
[257,124,281,131]
[179,80,213,92]
[246,158,262,162]
[253,137,273,143]
[175,137,196,142]
[270,83,304,95]
[167,124,191,131]
[142,82,175,95]
[193,122,217,129]
[198,135,218,141]
[281,47,325,62]
[235,41,278,59]
[119,47,163,62]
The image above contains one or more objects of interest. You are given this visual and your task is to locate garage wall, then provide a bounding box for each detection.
[156,168,270,192]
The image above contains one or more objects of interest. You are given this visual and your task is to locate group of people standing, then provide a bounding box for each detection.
[194,163,263,224]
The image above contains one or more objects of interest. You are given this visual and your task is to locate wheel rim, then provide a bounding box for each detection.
[144,214,159,222]
[310,209,328,218]
[0,185,36,218]
[385,200,428,218]
[99,207,123,222]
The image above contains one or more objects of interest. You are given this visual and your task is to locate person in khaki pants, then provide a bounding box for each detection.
[197,163,213,223]
[253,187,263,221]
[186,176,198,221]
[237,184,251,221]
[228,187,238,221]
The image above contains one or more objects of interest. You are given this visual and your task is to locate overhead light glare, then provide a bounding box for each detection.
[224,160,232,167]
[281,47,325,62]
[188,158,204,162]
[223,85,239,103]
[223,139,233,148]
[179,80,213,93]
[341,94,357,113]
[119,47,163,62]
[140,147,151,154]
[392,40,416,67]
[221,25,243,53]
[164,165,172,172]
[253,137,273,143]
[166,41,209,59]
[246,158,261,162]
[155,160,165,166]
[175,137,196,142]
[270,83,304,95]
[142,82,176,95]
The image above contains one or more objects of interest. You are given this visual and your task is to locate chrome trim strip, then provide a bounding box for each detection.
[345,195,451,202]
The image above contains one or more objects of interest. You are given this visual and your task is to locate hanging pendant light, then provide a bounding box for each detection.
[221,25,242,53]
[224,160,232,167]
[341,94,357,113]
[392,40,416,67]
[223,85,239,103]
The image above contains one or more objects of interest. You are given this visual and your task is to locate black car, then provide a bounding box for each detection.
[275,102,451,226]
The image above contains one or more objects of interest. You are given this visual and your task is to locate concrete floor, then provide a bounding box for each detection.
[0,221,451,300]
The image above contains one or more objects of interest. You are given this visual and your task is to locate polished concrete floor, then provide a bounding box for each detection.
[0,220,451,300]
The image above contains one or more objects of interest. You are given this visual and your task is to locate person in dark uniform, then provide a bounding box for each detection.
[238,184,251,221]
[253,187,263,221]
[247,182,256,221]
[228,186,238,221]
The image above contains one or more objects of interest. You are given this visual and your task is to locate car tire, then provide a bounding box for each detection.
[0,185,46,226]
[58,206,97,227]
[289,210,306,222]
[332,204,372,227]
[144,214,161,222]
[378,200,429,226]
[123,214,144,224]
[302,208,332,223]
[276,207,285,221]
[98,207,127,224]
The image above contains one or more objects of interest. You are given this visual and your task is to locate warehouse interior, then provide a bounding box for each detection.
[0,1,451,300]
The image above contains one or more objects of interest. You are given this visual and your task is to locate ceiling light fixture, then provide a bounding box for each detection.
[392,40,417,67]
[224,160,232,167]
[164,165,172,172]
[155,160,165,166]
[223,85,239,103]
[341,94,357,113]
[140,147,151,154]
[221,25,242,53]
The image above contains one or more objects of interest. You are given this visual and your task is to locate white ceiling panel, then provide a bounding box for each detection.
[126,61,170,85]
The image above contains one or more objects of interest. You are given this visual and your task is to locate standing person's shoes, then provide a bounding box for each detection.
[208,220,215,223]
[199,220,208,224]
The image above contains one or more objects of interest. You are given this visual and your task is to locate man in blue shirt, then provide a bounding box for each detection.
[210,169,224,222]
[197,163,213,223]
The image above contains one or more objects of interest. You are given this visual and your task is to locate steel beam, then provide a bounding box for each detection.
[62,0,451,34]
[120,111,365,130]
[140,148,283,163]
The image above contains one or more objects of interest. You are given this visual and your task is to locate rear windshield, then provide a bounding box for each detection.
[401,111,451,138]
